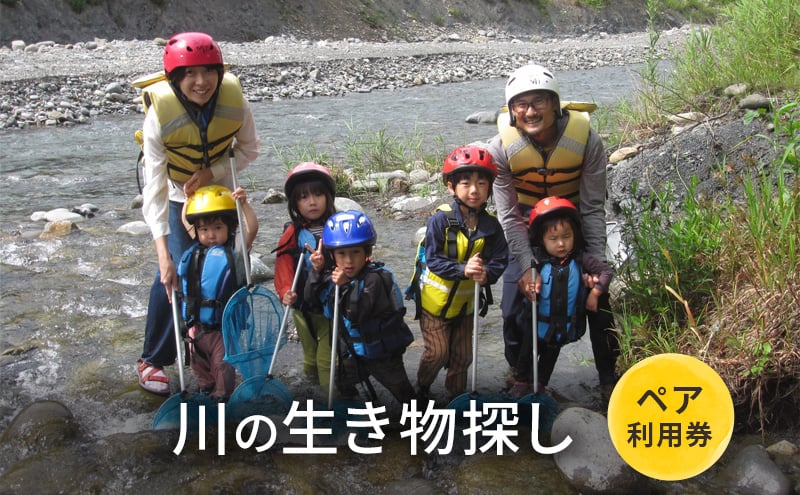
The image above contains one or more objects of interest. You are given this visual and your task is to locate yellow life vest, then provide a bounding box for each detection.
[497,102,594,208]
[419,204,485,320]
[140,72,245,183]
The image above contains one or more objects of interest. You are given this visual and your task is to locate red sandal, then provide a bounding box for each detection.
[137,358,170,396]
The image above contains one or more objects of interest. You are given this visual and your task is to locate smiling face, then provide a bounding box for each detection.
[509,90,558,144]
[177,65,220,106]
[447,171,491,211]
[332,246,367,278]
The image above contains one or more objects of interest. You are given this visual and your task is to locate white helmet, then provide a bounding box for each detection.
[505,64,561,121]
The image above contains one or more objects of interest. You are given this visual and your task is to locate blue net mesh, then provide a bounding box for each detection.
[151,392,219,430]
[226,375,294,421]
[222,284,285,381]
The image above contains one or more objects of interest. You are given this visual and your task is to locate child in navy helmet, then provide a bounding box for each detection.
[509,196,613,398]
[306,210,416,405]
[178,184,258,401]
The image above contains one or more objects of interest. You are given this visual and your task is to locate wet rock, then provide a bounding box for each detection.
[0,400,81,451]
[43,207,85,222]
[718,444,792,495]
[551,407,644,494]
[41,219,80,237]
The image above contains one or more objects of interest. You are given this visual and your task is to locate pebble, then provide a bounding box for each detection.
[0,28,692,129]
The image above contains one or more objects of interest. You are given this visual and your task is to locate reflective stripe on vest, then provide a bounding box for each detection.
[143,73,245,183]
[419,205,485,319]
[497,108,590,207]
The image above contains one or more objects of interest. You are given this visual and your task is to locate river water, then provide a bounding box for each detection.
[0,66,666,491]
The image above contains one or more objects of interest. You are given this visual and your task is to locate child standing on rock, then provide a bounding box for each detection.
[509,196,614,398]
[178,185,258,401]
[273,163,337,393]
[407,145,509,402]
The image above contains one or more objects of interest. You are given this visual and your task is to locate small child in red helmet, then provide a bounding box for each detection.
[509,196,614,398]
[407,145,509,402]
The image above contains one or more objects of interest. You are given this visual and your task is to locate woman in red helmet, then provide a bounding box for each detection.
[411,145,508,402]
[137,32,260,396]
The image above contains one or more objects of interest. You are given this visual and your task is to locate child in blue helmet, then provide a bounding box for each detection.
[306,210,416,405]
[509,196,613,398]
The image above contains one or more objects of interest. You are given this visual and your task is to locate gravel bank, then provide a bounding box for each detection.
[0,27,690,129]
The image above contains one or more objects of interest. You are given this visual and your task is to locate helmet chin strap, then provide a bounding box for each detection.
[453,195,485,220]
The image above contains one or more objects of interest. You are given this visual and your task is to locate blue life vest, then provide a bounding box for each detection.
[537,258,587,345]
[178,242,240,329]
[326,263,414,360]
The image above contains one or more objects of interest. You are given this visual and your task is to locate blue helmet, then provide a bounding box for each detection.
[323,210,377,249]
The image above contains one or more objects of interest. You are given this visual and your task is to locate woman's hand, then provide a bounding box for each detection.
[183,168,213,197]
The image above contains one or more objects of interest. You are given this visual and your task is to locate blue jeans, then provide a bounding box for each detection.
[140,200,193,368]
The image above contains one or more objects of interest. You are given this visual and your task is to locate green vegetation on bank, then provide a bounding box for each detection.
[270,0,799,435]
[611,0,799,434]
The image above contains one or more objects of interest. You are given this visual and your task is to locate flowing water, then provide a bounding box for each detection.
[0,66,653,490]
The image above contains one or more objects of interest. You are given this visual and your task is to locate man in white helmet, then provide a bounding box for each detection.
[487,63,619,401]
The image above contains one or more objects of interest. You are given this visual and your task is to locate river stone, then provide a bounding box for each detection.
[334,196,364,212]
[117,220,151,235]
[0,400,80,449]
[44,207,84,222]
[739,93,771,110]
[608,146,639,164]
[41,220,80,237]
[551,407,643,494]
[718,444,792,495]
[464,110,498,124]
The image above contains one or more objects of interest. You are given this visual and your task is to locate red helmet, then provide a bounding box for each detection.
[528,196,579,233]
[284,162,336,198]
[442,146,497,183]
[163,32,223,74]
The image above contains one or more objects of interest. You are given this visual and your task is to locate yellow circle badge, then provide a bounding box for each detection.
[607,353,734,481]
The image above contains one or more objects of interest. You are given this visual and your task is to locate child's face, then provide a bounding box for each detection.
[196,218,230,247]
[447,171,490,211]
[178,65,219,106]
[296,190,328,223]
[332,246,367,278]
[542,220,574,259]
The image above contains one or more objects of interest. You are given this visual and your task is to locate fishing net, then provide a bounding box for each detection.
[222,284,285,381]
[151,392,219,431]
[226,376,294,421]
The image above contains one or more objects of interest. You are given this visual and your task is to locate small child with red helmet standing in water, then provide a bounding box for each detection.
[409,145,509,402]
[137,32,260,396]
[508,196,614,398]
[273,163,337,394]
